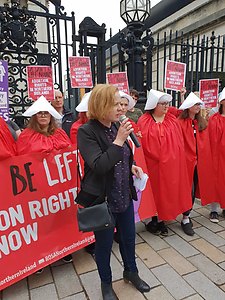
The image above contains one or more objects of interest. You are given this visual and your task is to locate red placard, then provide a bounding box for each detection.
[106,72,129,94]
[0,145,156,290]
[26,66,54,101]
[69,56,93,88]
[164,60,186,91]
[199,79,219,108]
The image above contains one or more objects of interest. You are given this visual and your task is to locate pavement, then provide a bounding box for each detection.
[1,200,225,300]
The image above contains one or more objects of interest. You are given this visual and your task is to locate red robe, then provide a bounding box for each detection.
[129,118,139,135]
[137,112,192,220]
[0,117,16,159]
[17,128,71,155]
[70,119,84,146]
[178,118,216,205]
[208,113,225,207]
[70,119,86,174]
[168,106,182,117]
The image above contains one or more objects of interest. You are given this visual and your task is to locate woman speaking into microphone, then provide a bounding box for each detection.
[77,84,150,300]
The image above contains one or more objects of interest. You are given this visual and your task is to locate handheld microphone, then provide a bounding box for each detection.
[119,115,141,148]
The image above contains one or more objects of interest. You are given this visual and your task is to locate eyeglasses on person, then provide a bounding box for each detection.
[158,102,170,106]
[36,111,50,116]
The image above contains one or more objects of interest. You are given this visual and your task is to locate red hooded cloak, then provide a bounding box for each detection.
[208,113,225,207]
[178,118,216,205]
[17,128,71,155]
[137,112,192,220]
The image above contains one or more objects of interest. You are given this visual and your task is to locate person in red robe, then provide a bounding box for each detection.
[0,116,16,159]
[119,91,141,136]
[17,96,71,155]
[137,89,192,236]
[208,87,225,221]
[70,91,91,146]
[167,87,187,117]
[178,92,216,234]
[70,113,88,145]
[16,96,71,274]
[118,91,157,225]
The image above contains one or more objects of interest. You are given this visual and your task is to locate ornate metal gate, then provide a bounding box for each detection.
[0,0,77,121]
[151,30,225,106]
[2,1,225,120]
[0,0,107,123]
[113,29,225,106]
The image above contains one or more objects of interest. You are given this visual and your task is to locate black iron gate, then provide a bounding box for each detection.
[0,0,76,121]
[151,30,225,106]
[111,29,225,107]
[0,1,107,122]
[0,0,78,119]
[1,1,225,119]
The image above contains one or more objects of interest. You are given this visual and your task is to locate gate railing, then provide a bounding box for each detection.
[106,29,225,107]
[1,1,225,118]
[0,0,77,119]
[151,30,225,106]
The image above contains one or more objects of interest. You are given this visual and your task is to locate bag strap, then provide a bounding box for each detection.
[77,153,82,182]
[76,150,80,187]
[76,149,107,206]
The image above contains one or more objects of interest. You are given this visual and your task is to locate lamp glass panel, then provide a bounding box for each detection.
[120,0,150,23]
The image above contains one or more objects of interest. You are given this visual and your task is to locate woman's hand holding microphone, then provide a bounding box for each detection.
[113,116,134,147]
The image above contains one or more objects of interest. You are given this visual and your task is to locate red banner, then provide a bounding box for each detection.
[26,66,54,101]
[164,60,186,91]
[106,72,129,94]
[0,147,94,291]
[0,146,156,290]
[69,56,93,88]
[199,79,219,108]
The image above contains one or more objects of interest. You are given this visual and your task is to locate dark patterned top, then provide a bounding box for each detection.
[126,107,143,123]
[104,124,131,213]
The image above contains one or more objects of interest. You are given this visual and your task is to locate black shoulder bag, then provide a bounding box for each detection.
[75,154,115,232]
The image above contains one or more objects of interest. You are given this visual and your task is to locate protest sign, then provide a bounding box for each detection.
[26,66,54,101]
[164,60,186,91]
[0,60,9,121]
[69,56,93,88]
[106,72,129,94]
[199,79,219,108]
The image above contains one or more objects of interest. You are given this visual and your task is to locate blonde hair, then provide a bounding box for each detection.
[27,115,58,136]
[87,84,118,120]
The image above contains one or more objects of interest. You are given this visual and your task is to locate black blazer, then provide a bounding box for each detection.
[77,119,137,201]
